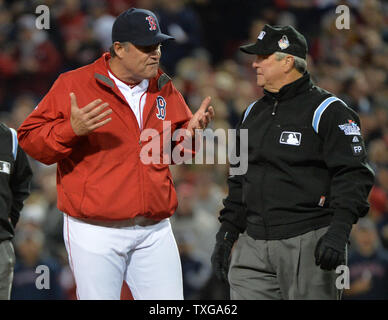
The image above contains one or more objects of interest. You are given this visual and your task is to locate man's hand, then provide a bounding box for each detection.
[314,221,351,271]
[70,92,113,136]
[211,224,239,283]
[187,96,215,136]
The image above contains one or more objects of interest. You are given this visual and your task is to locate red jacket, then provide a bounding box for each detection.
[18,53,193,221]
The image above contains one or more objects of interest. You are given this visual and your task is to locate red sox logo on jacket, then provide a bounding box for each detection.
[146,16,157,31]
[156,96,166,120]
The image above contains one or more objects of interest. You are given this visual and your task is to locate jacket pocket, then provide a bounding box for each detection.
[145,165,177,218]
[58,161,87,217]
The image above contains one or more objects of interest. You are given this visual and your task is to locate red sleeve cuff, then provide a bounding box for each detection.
[55,120,79,146]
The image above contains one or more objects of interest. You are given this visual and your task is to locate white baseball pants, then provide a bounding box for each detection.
[63,214,183,300]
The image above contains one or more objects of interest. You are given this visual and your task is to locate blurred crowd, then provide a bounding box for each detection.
[0,0,388,300]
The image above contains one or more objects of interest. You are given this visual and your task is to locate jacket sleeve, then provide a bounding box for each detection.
[317,100,375,226]
[218,115,247,233]
[9,145,33,227]
[17,74,80,165]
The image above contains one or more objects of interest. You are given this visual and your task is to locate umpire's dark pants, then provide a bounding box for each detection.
[228,227,345,300]
[0,240,15,300]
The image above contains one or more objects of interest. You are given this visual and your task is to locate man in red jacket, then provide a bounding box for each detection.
[18,8,214,300]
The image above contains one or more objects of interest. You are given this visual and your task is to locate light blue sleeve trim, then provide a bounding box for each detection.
[242,101,257,123]
[9,128,18,160]
[312,96,347,133]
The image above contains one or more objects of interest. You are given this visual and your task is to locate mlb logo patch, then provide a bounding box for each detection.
[0,161,11,174]
[279,131,302,146]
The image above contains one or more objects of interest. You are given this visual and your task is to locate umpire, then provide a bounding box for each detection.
[211,25,375,300]
[0,122,32,299]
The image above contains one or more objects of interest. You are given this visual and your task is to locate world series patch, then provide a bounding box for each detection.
[338,120,361,136]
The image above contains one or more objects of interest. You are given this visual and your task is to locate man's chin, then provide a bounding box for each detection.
[257,80,265,88]
[146,67,159,79]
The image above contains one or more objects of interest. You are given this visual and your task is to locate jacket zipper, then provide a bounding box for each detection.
[138,97,159,217]
[271,100,278,116]
[137,93,153,217]
[261,99,278,239]
[143,103,156,131]
[108,79,150,217]
[114,90,146,216]
[138,108,145,217]
[261,163,269,239]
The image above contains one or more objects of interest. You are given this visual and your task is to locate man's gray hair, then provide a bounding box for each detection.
[274,52,307,74]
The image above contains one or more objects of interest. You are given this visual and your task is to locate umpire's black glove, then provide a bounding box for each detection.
[314,220,352,271]
[211,223,240,283]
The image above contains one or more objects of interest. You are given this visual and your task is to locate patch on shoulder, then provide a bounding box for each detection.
[338,120,361,136]
[158,73,171,90]
[351,144,364,156]
[95,73,115,88]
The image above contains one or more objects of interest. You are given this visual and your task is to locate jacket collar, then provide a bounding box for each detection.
[264,72,313,102]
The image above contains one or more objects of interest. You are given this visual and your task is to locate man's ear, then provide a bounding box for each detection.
[113,42,127,59]
[284,55,295,73]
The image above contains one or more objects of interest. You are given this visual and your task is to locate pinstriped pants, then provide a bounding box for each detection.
[0,240,15,300]
[229,227,345,300]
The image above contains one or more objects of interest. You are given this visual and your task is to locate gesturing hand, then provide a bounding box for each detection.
[70,92,113,136]
[187,96,215,136]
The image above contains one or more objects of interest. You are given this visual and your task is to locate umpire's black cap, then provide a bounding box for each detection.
[112,8,174,46]
[240,24,308,59]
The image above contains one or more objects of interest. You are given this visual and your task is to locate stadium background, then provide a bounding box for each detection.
[1,0,388,299]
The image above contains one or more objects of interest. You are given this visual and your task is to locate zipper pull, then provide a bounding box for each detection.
[272,101,278,116]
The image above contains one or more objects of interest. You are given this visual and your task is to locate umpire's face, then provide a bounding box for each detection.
[114,41,162,82]
[252,53,293,92]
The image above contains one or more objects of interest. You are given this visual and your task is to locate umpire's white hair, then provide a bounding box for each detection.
[274,52,307,74]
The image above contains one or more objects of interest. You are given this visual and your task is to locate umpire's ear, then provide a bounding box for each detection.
[283,54,296,73]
